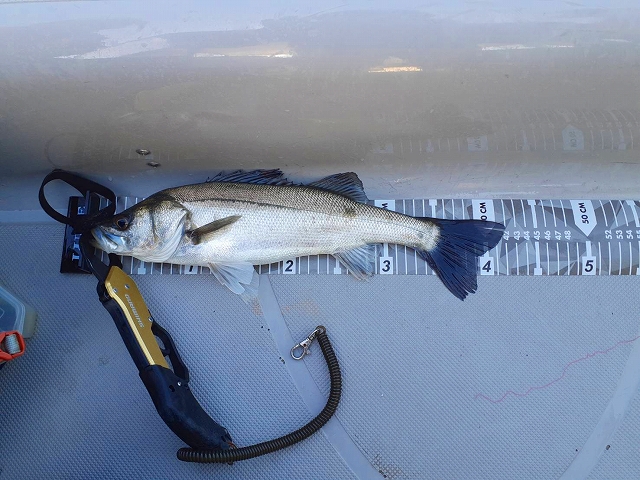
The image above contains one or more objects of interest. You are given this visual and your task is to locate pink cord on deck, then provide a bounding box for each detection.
[475,335,640,404]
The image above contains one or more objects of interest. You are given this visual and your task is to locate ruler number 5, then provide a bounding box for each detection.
[581,256,596,275]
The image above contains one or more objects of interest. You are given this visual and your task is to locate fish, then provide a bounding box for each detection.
[91,169,505,301]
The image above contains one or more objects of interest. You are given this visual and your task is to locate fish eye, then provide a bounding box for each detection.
[113,215,131,231]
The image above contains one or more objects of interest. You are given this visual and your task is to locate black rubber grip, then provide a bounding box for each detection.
[140,365,233,451]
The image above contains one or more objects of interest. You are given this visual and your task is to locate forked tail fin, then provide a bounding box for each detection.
[417,219,505,300]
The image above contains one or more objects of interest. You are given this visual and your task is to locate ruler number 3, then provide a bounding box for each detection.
[380,257,394,275]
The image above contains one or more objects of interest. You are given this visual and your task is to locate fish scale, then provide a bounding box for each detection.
[167,184,438,266]
[170,182,399,220]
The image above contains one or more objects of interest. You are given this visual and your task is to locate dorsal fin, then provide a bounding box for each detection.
[205,169,293,186]
[308,172,369,203]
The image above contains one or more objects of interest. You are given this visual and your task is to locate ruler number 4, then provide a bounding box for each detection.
[480,257,494,276]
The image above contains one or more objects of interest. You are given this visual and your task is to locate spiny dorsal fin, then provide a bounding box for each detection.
[308,172,369,203]
[187,215,241,245]
[205,169,292,186]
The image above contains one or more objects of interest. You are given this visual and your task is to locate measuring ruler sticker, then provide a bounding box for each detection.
[70,196,640,278]
[472,199,497,275]
[299,255,310,276]
[308,109,640,157]
[374,199,396,275]
[401,199,416,275]
[136,260,147,275]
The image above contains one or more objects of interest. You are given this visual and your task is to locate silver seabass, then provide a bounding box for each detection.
[92,170,504,300]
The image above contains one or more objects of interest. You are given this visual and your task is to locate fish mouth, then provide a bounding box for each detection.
[91,227,123,252]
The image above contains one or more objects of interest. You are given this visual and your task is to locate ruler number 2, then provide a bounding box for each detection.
[283,259,297,274]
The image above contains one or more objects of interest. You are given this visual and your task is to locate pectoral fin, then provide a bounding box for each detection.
[187,215,241,245]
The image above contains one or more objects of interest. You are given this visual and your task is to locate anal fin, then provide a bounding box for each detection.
[333,244,377,280]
